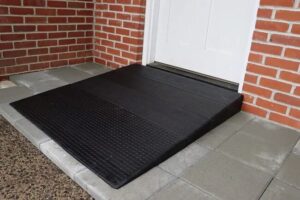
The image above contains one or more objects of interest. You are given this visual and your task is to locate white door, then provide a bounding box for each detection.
[155,0,258,83]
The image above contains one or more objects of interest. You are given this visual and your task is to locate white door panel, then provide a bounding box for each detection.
[155,0,258,83]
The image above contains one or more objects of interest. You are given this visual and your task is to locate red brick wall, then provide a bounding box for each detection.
[93,0,145,68]
[242,0,300,129]
[0,0,94,78]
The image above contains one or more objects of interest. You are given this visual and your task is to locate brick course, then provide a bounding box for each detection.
[0,0,94,76]
[243,0,300,129]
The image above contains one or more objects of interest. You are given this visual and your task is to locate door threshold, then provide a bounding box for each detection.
[148,62,239,92]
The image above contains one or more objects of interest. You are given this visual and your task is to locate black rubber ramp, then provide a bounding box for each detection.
[11,64,243,188]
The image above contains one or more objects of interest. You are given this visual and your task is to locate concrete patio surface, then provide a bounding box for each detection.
[1,63,300,200]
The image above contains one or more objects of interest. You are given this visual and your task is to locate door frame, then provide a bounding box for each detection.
[142,0,260,92]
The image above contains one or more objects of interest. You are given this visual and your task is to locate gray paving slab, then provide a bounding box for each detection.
[46,67,92,83]
[159,143,210,176]
[40,140,86,179]
[196,122,241,150]
[260,179,300,200]
[29,79,67,94]
[75,167,176,200]
[148,179,217,200]
[218,129,298,173]
[10,71,55,87]
[14,118,50,148]
[225,111,254,130]
[181,151,272,200]
[0,86,33,104]
[0,103,24,125]
[72,63,112,76]
[276,154,300,190]
[293,139,300,156]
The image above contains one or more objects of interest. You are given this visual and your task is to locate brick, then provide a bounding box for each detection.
[109,5,123,11]
[280,71,300,84]
[59,39,76,45]
[0,42,13,50]
[275,93,300,107]
[48,0,66,8]
[256,20,289,32]
[0,7,8,14]
[0,0,21,6]
[123,37,143,45]
[38,25,57,32]
[16,56,37,64]
[285,48,300,59]
[269,113,300,129]
[68,32,84,38]
[68,2,85,8]
[39,54,58,62]
[124,6,145,14]
[265,57,299,71]
[25,17,47,23]
[24,0,45,7]
[275,10,300,21]
[260,0,294,7]
[26,33,47,40]
[77,25,93,30]
[38,40,58,47]
[290,108,300,119]
[14,25,36,32]
[28,48,48,55]
[68,17,85,23]
[10,7,34,15]
[257,8,272,18]
[0,59,15,67]
[50,60,68,67]
[260,77,292,93]
[242,103,267,117]
[292,24,300,34]
[271,34,300,47]
[30,62,49,70]
[0,16,23,23]
[295,87,300,96]
[243,94,255,104]
[59,25,76,31]
[1,34,24,41]
[57,9,75,15]
[69,45,85,51]
[14,41,36,49]
[36,8,56,15]
[50,46,68,53]
[77,10,93,16]
[243,83,272,98]
[0,26,12,32]
[256,98,287,114]
[115,43,129,51]
[251,43,282,55]
[59,52,76,59]
[6,65,28,74]
[248,53,263,63]
[3,50,26,58]
[48,17,67,23]
[49,32,67,39]
[247,63,277,77]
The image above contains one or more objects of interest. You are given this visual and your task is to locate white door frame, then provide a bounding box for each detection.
[142,0,260,93]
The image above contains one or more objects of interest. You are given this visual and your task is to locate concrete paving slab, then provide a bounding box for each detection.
[46,67,92,83]
[14,118,50,148]
[196,122,240,149]
[148,179,217,200]
[0,104,24,125]
[40,140,86,179]
[0,86,33,104]
[218,130,297,173]
[159,143,210,176]
[181,151,272,200]
[260,179,300,200]
[75,167,176,200]
[276,154,300,190]
[72,63,112,76]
